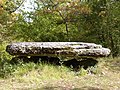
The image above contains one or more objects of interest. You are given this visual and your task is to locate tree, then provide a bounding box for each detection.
[0,0,25,43]
[37,0,120,56]
[7,0,120,56]
[36,0,91,40]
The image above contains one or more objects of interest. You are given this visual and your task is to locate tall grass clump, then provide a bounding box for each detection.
[13,62,75,83]
[0,60,16,78]
[0,43,14,78]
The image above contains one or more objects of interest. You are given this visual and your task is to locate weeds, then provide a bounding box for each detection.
[0,43,120,89]
[0,43,13,78]
[0,55,120,89]
[0,58,98,79]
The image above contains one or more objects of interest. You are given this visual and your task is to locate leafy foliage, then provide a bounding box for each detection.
[0,0,120,56]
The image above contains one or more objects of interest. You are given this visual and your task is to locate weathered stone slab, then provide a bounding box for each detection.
[6,42,110,57]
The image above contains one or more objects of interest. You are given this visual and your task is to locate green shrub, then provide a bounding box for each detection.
[0,59,17,78]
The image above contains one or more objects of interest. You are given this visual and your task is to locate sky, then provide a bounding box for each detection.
[15,0,37,22]
[17,0,36,12]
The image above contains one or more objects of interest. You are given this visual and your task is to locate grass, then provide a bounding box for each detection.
[0,57,120,90]
[0,43,120,90]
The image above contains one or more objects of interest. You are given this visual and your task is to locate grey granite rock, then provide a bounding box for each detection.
[6,42,111,58]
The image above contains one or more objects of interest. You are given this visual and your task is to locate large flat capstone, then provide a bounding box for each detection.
[6,42,110,57]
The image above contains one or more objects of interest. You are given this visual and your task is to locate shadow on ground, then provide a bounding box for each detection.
[62,58,98,70]
[10,56,98,71]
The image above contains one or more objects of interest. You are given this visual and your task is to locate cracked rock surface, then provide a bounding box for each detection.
[6,42,111,58]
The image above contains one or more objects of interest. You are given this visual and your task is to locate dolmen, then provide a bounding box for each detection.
[6,42,110,60]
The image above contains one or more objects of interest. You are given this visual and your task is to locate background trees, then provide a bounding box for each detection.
[0,0,25,43]
[0,0,120,57]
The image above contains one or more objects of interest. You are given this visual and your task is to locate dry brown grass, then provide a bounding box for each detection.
[0,57,120,90]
